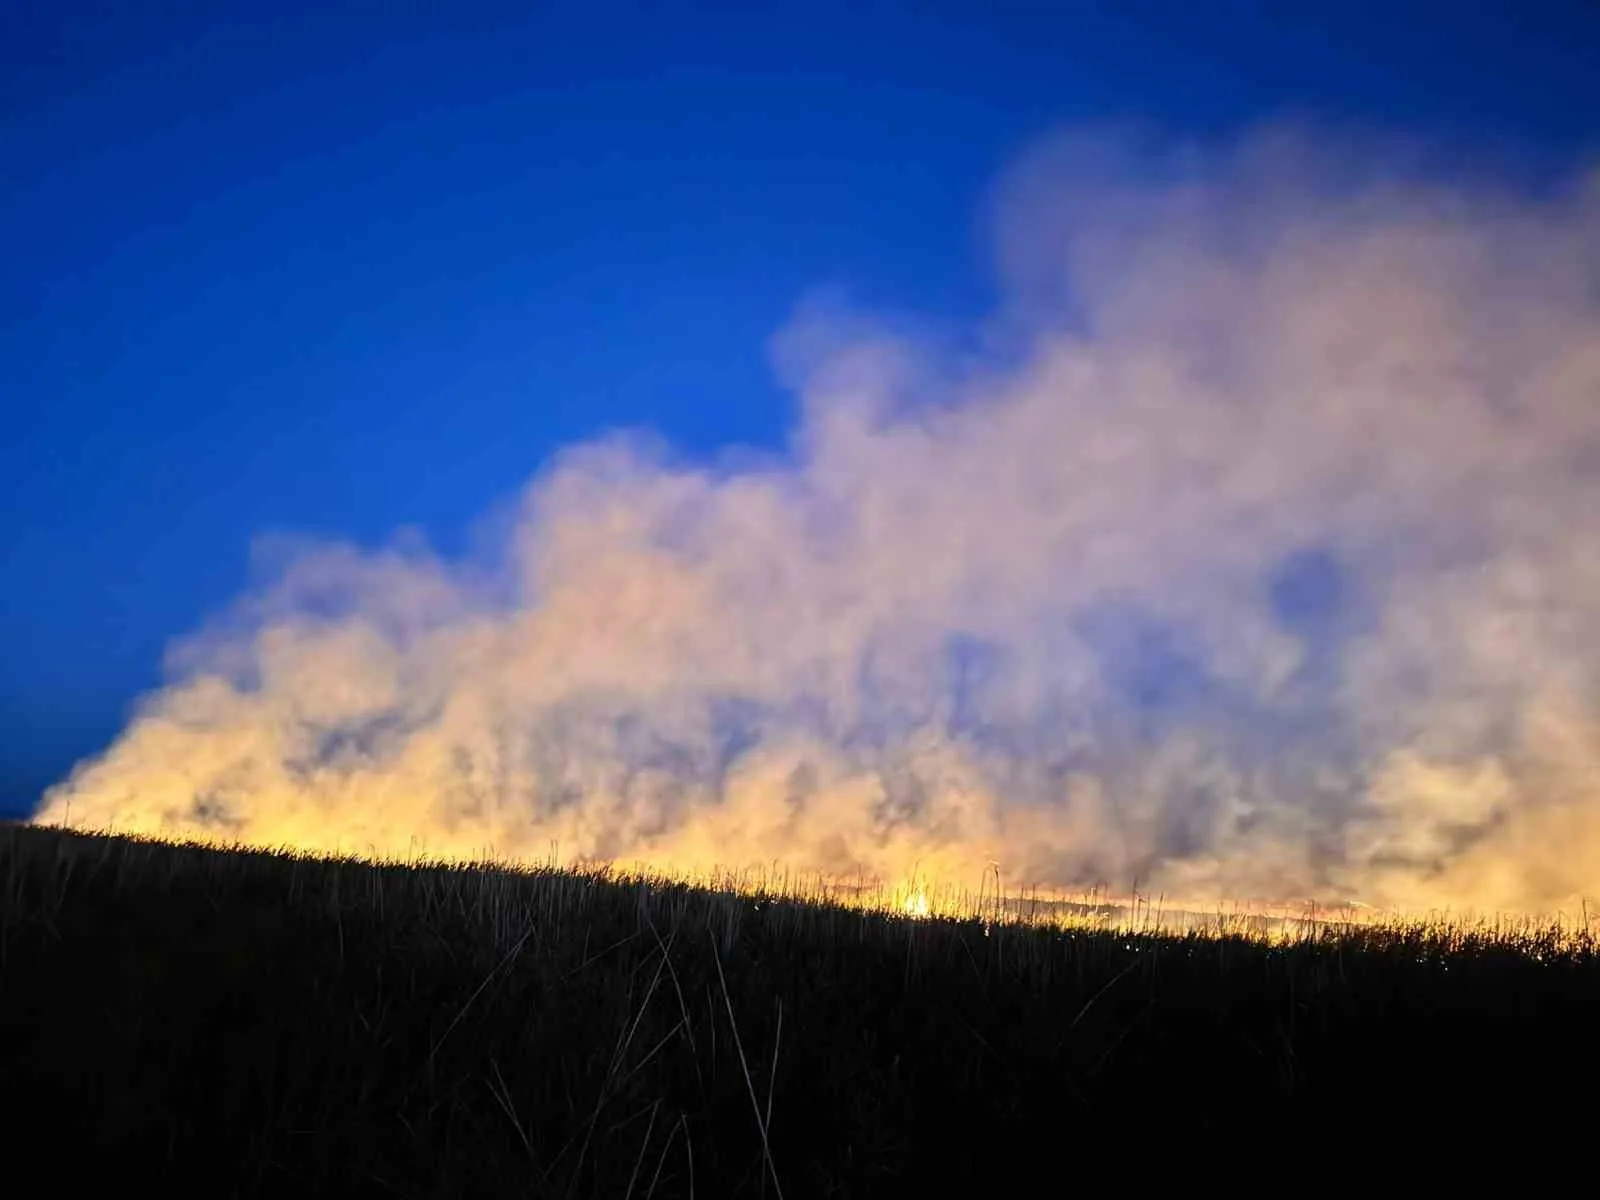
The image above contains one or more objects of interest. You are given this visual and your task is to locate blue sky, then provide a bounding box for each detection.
[4,0,1598,816]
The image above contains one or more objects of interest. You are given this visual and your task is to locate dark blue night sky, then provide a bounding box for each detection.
[4,1,1598,815]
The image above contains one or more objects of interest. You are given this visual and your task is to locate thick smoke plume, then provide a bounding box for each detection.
[38,129,1600,912]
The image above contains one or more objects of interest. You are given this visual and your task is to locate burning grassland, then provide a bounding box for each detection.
[4,822,1597,1194]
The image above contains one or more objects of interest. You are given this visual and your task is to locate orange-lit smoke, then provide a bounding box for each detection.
[35,127,1600,914]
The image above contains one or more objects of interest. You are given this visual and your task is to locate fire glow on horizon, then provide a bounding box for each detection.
[34,127,1600,918]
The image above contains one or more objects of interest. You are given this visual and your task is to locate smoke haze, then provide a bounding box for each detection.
[38,128,1600,912]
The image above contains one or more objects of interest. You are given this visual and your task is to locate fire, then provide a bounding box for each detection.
[899,884,932,919]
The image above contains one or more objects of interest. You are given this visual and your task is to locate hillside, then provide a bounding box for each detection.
[3,823,1595,1194]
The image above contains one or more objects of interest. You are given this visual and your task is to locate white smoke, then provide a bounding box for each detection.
[38,127,1600,912]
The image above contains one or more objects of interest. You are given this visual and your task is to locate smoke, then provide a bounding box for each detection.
[37,127,1600,912]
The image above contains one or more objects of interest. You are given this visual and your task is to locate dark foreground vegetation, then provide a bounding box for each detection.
[4,823,1597,1195]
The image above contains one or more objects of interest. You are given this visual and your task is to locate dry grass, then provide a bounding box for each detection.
[3,822,1596,1194]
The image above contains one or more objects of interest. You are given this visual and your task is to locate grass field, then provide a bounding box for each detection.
[4,821,1596,1194]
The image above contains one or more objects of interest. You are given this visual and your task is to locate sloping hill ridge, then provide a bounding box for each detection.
[3,823,1595,1194]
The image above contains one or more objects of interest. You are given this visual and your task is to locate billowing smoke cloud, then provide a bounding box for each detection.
[37,127,1600,912]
